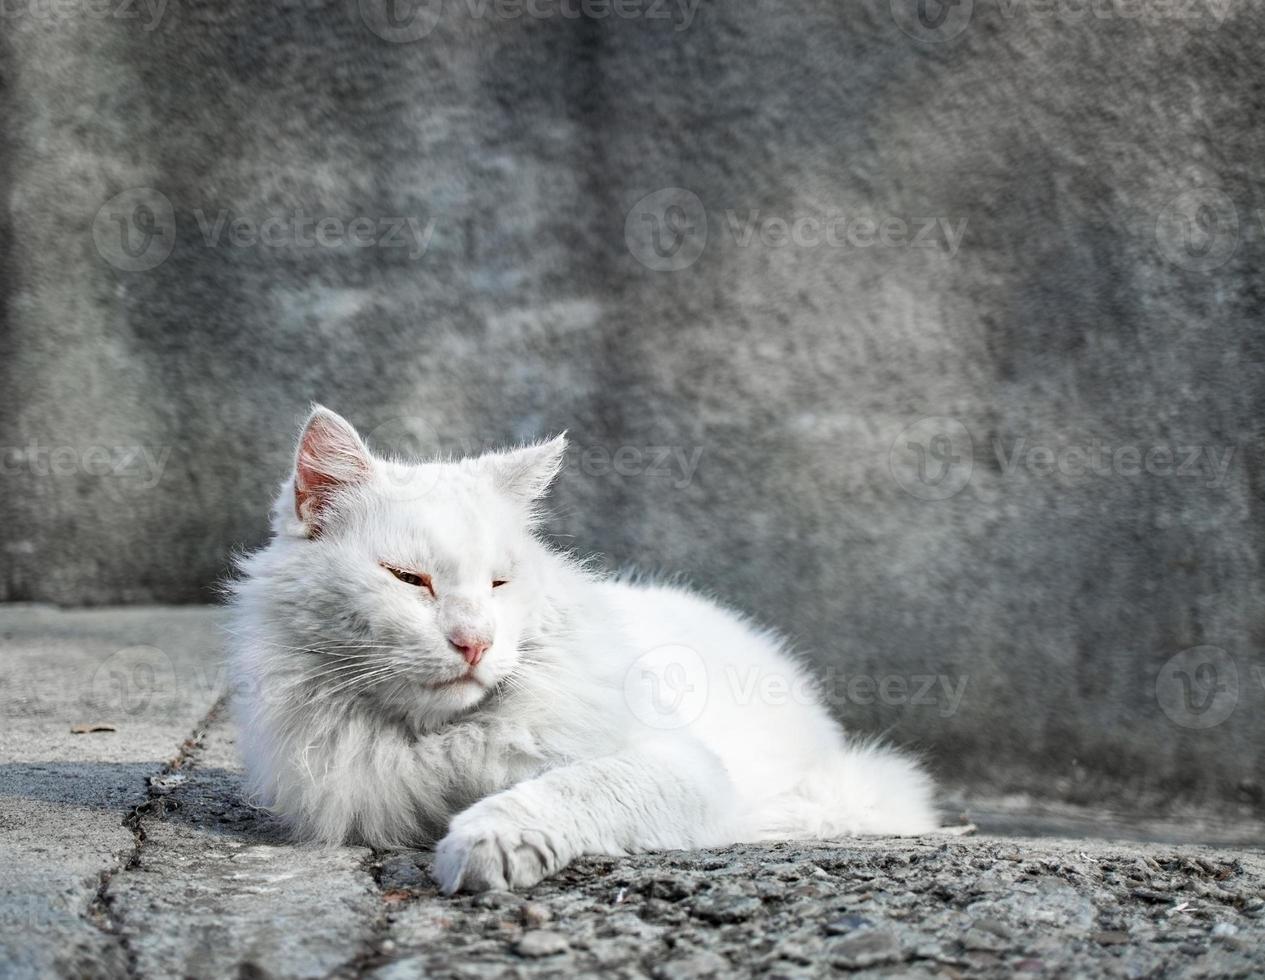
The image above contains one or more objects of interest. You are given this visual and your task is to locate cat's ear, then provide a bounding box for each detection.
[483,434,568,503]
[293,405,373,535]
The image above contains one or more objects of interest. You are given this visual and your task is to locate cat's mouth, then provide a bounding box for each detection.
[425,671,485,691]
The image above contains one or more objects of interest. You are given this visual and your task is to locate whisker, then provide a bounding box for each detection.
[219,624,408,655]
[287,657,400,685]
[321,665,403,699]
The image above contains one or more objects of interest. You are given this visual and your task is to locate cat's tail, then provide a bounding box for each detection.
[743,737,939,840]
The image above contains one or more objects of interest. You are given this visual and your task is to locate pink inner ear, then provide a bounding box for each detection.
[294,415,370,534]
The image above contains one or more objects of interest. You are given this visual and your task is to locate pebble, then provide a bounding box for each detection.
[961,917,1013,952]
[826,929,903,969]
[652,950,730,979]
[514,930,570,958]
[377,854,430,893]
[689,894,762,924]
[824,914,873,935]
[473,891,522,910]
[962,928,1009,952]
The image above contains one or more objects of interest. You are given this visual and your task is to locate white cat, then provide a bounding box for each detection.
[227,406,940,893]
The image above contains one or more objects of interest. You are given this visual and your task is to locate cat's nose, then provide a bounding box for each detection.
[448,631,490,667]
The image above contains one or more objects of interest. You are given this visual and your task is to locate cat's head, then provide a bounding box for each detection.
[250,405,567,726]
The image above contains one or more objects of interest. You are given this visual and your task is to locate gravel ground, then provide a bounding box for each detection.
[3,606,1264,979]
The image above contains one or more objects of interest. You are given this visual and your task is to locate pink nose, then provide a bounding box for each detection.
[448,634,490,667]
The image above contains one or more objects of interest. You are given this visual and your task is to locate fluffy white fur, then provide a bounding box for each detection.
[227,406,940,893]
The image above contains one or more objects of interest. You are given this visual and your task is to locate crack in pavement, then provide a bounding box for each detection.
[84,696,227,978]
[341,851,397,979]
[95,700,382,978]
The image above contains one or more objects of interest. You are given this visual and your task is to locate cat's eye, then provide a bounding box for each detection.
[492,579,508,588]
[382,563,434,596]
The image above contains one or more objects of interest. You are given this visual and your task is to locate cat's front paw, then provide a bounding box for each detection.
[432,807,565,894]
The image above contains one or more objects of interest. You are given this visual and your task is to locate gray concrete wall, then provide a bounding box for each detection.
[2,0,1262,813]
